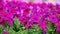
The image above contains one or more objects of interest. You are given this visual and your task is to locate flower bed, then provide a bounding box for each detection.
[0,1,60,34]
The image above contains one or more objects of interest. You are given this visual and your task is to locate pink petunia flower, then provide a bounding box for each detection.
[20,2,28,10]
[39,20,48,30]
[0,5,6,13]
[20,15,28,25]
[0,16,3,22]
[56,21,60,32]
[23,8,30,17]
[3,31,8,34]
[25,20,32,29]
[7,19,13,25]
[31,13,40,23]
[1,12,14,21]
[0,20,5,26]
[49,13,58,24]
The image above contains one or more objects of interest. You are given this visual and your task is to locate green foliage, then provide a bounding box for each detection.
[8,29,16,34]
[47,22,55,31]
[1,18,58,34]
[0,18,43,34]
[14,18,20,29]
[27,25,42,34]
[0,26,4,34]
[13,18,20,32]
[47,20,56,34]
[5,21,10,29]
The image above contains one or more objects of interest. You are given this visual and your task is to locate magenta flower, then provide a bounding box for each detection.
[0,0,3,4]
[25,21,32,29]
[28,2,33,7]
[8,8,16,15]
[56,9,60,14]
[31,13,40,23]
[6,2,18,15]
[5,2,12,8]
[41,10,51,20]
[1,12,8,20]
[23,8,30,17]
[49,13,58,24]
[0,17,2,22]
[1,12,14,21]
[56,21,60,32]
[20,2,28,9]
[20,16,28,25]
[25,24,32,29]
[38,3,43,8]
[39,20,47,30]
[32,3,38,13]
[15,11,21,17]
[48,3,54,8]
[56,4,60,9]
[7,19,13,25]
[6,1,18,9]
[0,5,5,13]
[3,31,8,34]
[20,2,30,17]
[41,3,48,9]
[0,20,5,26]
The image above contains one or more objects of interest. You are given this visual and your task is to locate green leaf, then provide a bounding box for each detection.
[20,27,25,31]
[27,29,33,34]
[47,22,55,31]
[27,27,42,34]
[8,28,16,34]
[0,26,4,33]
[5,21,10,28]
[17,31,21,34]
[47,21,56,34]
[21,30,27,34]
[13,18,20,32]
[14,18,20,28]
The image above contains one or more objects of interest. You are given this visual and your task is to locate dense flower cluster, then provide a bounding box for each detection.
[0,1,60,34]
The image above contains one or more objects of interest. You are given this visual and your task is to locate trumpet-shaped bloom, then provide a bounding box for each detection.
[39,20,47,30]
[20,16,28,25]
[25,21,32,29]
[49,13,58,24]
[56,21,60,32]
[1,12,14,21]
[31,13,40,23]
[7,19,13,25]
